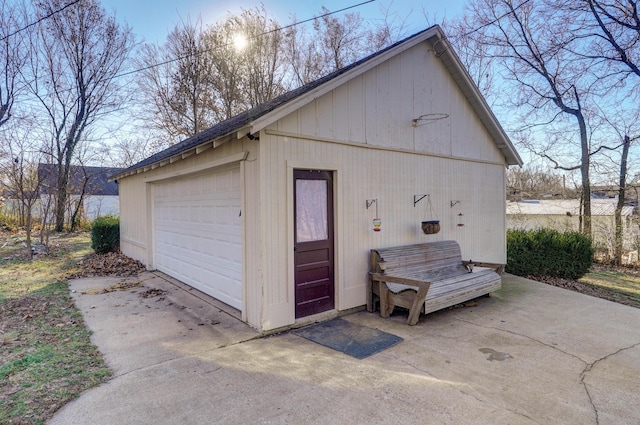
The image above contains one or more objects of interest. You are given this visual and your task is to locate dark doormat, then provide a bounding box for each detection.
[293,317,403,359]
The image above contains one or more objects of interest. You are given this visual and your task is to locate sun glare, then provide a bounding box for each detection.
[233,33,248,51]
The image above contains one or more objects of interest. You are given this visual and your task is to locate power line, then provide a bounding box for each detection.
[114,0,376,81]
[434,0,533,58]
[0,0,83,42]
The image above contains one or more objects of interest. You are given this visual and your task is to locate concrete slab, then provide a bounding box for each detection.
[49,273,640,425]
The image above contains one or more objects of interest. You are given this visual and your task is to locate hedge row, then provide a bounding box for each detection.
[506,228,593,280]
[91,216,120,254]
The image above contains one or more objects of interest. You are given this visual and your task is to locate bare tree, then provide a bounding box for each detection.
[314,6,368,71]
[105,137,153,168]
[0,0,29,127]
[137,5,291,144]
[461,0,600,235]
[506,166,573,200]
[367,1,411,51]
[27,0,134,232]
[0,127,46,259]
[446,15,498,103]
[283,20,326,86]
[236,6,288,107]
[205,15,251,120]
[284,7,380,86]
[577,0,640,81]
[137,19,217,144]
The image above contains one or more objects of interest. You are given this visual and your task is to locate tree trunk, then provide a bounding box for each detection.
[26,205,33,260]
[70,176,89,232]
[614,135,631,265]
[54,162,70,232]
[54,147,75,232]
[577,107,591,236]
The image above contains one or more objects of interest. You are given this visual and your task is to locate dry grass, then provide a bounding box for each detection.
[0,231,111,425]
[578,267,640,307]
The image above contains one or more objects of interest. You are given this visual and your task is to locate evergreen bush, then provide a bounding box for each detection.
[506,228,593,279]
[91,216,120,254]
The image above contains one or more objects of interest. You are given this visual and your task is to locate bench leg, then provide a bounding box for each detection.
[367,278,376,312]
[379,282,394,318]
[407,284,430,326]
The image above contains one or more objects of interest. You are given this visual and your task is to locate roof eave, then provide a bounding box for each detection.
[110,132,239,181]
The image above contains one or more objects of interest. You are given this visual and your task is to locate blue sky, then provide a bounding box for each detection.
[100,0,468,44]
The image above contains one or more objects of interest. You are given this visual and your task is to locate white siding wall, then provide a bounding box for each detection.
[259,40,508,330]
[119,177,149,264]
[259,135,506,330]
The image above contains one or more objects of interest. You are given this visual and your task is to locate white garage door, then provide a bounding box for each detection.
[153,167,242,310]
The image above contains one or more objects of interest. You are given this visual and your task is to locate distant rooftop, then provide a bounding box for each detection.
[38,164,125,196]
[507,199,635,216]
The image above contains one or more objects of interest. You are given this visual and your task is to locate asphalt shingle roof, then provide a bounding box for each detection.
[39,164,124,196]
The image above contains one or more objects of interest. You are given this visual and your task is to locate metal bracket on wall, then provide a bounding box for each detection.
[366,199,377,209]
[414,194,429,207]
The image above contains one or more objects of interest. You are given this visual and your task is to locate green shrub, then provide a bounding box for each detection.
[506,228,594,279]
[91,216,120,254]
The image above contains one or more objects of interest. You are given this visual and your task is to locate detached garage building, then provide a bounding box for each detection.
[113,26,522,332]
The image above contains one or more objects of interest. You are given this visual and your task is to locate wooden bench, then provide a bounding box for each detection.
[368,240,504,325]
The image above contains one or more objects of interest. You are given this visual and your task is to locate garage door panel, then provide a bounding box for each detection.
[154,167,242,310]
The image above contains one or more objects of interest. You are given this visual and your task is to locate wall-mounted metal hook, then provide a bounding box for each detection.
[451,200,460,208]
[366,199,377,209]
[414,194,428,207]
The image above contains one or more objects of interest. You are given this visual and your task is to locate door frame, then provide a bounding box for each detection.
[287,161,342,323]
[293,169,334,318]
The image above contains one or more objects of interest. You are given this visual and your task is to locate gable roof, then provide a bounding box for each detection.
[113,25,522,180]
[39,164,124,196]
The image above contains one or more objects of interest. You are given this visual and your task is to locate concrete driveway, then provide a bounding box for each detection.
[49,272,640,425]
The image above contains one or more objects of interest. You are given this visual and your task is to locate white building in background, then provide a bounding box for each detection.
[507,198,639,260]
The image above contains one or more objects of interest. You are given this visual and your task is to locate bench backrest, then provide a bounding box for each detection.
[371,240,463,274]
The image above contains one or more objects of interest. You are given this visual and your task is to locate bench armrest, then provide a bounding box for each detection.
[369,272,431,289]
[462,261,505,274]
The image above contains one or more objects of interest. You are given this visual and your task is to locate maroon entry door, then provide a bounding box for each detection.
[294,170,335,318]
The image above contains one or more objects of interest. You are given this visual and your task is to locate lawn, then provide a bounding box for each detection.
[0,232,111,425]
[578,267,640,308]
